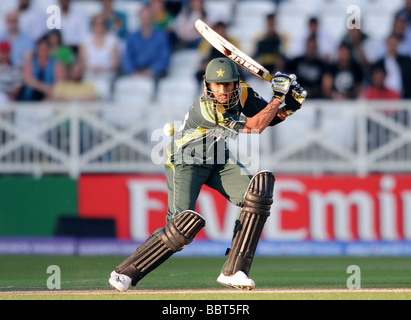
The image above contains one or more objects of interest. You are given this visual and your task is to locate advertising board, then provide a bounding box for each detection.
[78,174,411,242]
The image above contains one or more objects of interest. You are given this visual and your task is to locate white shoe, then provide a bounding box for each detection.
[216,271,255,291]
[109,271,132,292]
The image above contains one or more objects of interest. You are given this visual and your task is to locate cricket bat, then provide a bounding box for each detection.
[195,19,274,83]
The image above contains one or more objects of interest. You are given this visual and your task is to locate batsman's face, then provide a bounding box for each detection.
[208,82,235,104]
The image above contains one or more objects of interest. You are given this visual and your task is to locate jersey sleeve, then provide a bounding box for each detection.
[239,82,269,118]
[240,82,285,127]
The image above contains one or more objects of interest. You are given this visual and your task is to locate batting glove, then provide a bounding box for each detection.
[283,82,307,116]
[271,72,296,103]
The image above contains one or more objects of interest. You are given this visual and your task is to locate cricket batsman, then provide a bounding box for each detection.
[109,58,306,291]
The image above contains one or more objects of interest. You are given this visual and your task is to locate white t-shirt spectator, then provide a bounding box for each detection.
[81,32,119,79]
[18,4,48,41]
[60,7,90,47]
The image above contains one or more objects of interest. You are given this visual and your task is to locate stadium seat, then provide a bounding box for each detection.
[70,0,103,18]
[284,0,324,12]
[229,1,277,54]
[157,76,199,112]
[362,7,395,41]
[275,12,309,56]
[168,49,201,78]
[113,75,156,107]
[324,0,368,11]
[228,16,267,55]
[203,0,235,24]
[235,0,276,19]
[276,0,318,17]
[112,0,143,32]
[318,9,348,45]
[370,0,404,15]
[86,78,112,102]
[32,0,56,10]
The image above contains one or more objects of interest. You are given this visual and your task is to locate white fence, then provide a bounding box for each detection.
[0,100,410,177]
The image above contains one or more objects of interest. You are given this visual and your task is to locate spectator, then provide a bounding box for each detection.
[322,43,364,100]
[340,26,378,71]
[0,41,23,102]
[150,0,178,48]
[0,11,35,68]
[375,34,411,98]
[101,0,128,40]
[18,36,66,101]
[52,61,97,101]
[59,0,90,54]
[362,64,401,100]
[286,36,326,99]
[291,16,336,62]
[391,14,411,57]
[16,0,48,41]
[252,13,287,75]
[122,5,171,90]
[79,14,120,96]
[150,0,175,32]
[47,30,75,67]
[363,63,404,152]
[174,0,213,50]
[396,0,411,34]
[164,0,185,17]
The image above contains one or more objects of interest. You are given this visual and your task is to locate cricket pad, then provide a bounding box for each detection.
[222,170,275,276]
[115,210,205,286]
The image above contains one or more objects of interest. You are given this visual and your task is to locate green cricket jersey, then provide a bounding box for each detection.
[166,81,279,167]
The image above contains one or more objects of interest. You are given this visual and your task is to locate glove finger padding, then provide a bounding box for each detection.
[271,72,296,103]
[283,82,307,116]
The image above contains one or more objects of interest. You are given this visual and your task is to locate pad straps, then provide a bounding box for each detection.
[115,210,205,286]
[222,171,275,276]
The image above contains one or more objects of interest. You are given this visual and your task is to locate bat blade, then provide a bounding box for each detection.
[195,19,274,83]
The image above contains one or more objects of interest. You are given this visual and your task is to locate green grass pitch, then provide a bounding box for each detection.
[1,256,411,300]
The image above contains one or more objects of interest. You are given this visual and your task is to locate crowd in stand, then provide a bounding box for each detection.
[0,0,411,106]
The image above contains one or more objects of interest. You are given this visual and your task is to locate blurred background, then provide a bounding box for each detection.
[0,0,410,257]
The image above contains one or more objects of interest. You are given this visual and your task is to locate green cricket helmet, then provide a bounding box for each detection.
[205,58,239,83]
[203,58,241,110]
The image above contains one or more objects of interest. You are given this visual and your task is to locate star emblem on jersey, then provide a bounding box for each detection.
[216,68,225,78]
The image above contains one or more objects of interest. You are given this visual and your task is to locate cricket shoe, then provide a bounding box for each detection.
[109,271,132,292]
[216,271,255,291]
